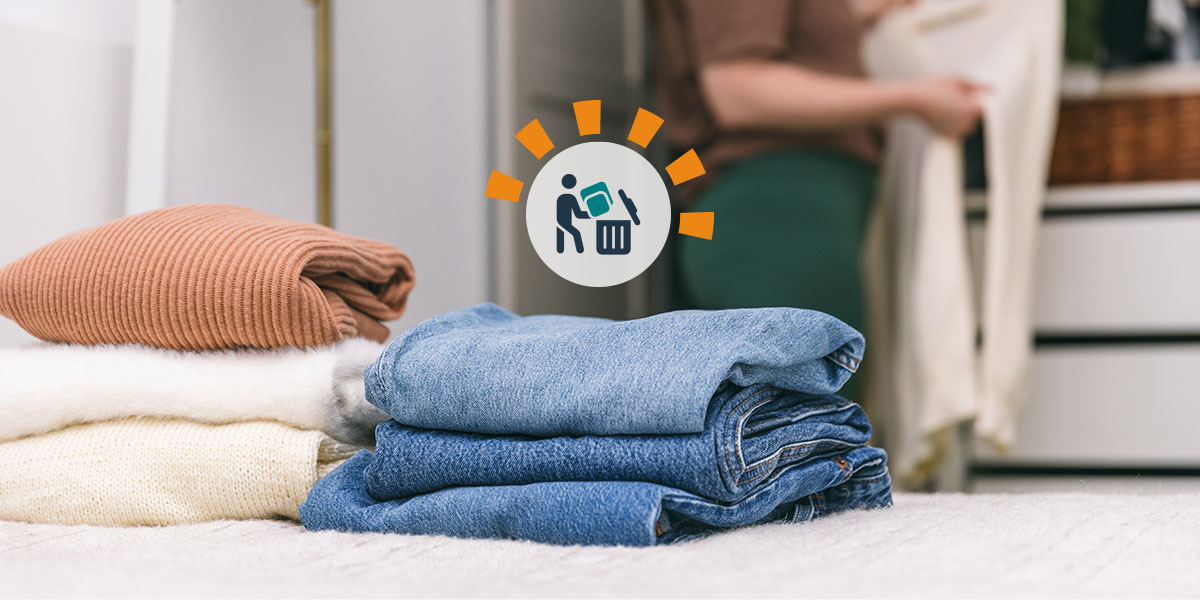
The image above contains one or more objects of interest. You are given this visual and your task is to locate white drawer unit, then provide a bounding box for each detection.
[967,185,1200,333]
[969,181,1200,469]
[1030,214,1200,332]
[974,345,1200,466]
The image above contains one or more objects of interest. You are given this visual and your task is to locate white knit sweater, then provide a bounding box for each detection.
[0,340,388,445]
[0,418,358,526]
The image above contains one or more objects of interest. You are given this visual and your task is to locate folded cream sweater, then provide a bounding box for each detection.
[0,418,358,526]
[0,340,388,445]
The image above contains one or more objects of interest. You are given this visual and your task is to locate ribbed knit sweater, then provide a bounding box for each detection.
[0,418,358,526]
[0,204,415,350]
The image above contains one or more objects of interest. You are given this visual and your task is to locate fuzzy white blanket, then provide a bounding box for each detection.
[0,340,388,444]
[0,492,1196,597]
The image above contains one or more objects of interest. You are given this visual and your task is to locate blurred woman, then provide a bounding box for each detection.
[653,0,983,400]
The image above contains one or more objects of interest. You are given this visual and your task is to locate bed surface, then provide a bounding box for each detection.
[2,492,1197,598]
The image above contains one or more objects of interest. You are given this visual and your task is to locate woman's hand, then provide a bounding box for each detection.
[855,0,918,29]
[905,77,986,137]
[698,62,985,137]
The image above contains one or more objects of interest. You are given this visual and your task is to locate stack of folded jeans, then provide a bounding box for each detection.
[301,303,892,546]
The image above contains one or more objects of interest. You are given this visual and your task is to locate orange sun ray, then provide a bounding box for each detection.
[665,149,705,185]
[627,108,664,148]
[515,119,554,159]
[573,100,601,136]
[485,170,524,202]
[678,212,714,240]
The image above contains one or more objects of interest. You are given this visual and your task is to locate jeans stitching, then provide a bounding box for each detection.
[742,402,857,435]
[830,350,859,372]
[743,437,855,471]
[723,388,779,485]
[721,387,775,480]
[732,399,862,484]
[843,471,890,486]
[737,440,860,486]
[722,390,875,494]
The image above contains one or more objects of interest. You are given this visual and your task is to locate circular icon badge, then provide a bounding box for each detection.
[525,142,670,287]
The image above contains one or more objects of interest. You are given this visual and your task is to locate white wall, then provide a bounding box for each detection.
[0,0,134,44]
[0,4,133,347]
[0,0,489,347]
[167,0,489,332]
[166,0,315,222]
[333,0,490,330]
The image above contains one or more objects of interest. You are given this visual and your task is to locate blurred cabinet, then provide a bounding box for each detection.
[984,345,1200,465]
[1026,211,1200,331]
[970,182,1200,469]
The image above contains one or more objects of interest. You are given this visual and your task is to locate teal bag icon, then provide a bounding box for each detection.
[580,182,614,217]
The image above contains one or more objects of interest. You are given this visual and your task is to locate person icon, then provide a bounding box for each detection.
[556,173,589,254]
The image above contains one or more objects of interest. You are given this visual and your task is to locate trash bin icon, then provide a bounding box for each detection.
[596,220,631,255]
[595,189,640,255]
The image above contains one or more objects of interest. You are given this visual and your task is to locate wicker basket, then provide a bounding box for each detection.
[1048,93,1200,185]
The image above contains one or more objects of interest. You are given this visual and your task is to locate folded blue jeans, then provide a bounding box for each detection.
[301,304,890,546]
[365,385,872,501]
[301,445,891,546]
[364,303,865,436]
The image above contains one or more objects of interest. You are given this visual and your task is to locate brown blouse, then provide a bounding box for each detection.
[652,0,882,197]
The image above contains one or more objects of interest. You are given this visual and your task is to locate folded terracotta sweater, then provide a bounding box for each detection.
[0,418,358,526]
[0,204,415,350]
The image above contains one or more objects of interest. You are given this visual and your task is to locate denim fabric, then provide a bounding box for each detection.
[300,445,891,546]
[365,385,871,501]
[302,304,890,546]
[364,303,864,436]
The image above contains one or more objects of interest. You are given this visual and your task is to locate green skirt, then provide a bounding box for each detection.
[677,150,878,401]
